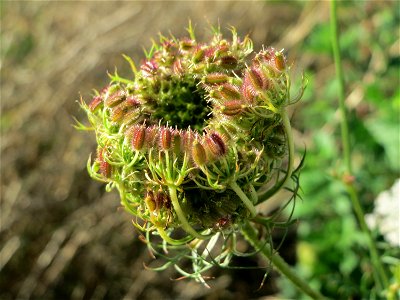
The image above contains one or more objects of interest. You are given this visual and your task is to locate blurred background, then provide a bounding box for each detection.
[1,1,399,299]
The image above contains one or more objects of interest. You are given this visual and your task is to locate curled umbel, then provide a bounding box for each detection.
[81,25,304,245]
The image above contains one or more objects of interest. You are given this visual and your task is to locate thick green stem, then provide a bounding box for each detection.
[168,186,210,240]
[241,222,325,299]
[330,0,389,289]
[229,181,257,217]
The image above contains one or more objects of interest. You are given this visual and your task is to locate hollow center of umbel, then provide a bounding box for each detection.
[150,80,211,131]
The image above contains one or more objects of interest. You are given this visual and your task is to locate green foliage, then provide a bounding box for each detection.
[279,1,400,299]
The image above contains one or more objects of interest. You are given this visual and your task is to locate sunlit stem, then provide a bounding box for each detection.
[229,181,256,217]
[241,221,325,299]
[168,186,210,240]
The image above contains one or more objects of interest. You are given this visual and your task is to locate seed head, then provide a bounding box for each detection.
[204,132,227,158]
[97,148,111,177]
[145,125,159,149]
[89,95,103,112]
[203,73,229,85]
[218,55,238,69]
[244,67,268,91]
[141,60,158,77]
[105,90,125,108]
[191,140,207,166]
[159,126,173,150]
[220,100,244,116]
[130,125,146,151]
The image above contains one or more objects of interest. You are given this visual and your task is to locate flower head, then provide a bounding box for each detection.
[79,24,305,284]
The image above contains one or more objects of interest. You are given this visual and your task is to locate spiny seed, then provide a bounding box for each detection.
[170,130,181,155]
[193,47,205,63]
[181,130,195,154]
[245,68,266,91]
[125,96,140,107]
[192,141,207,166]
[122,109,139,125]
[141,60,158,77]
[273,52,285,71]
[97,149,111,177]
[180,39,195,50]
[203,73,228,85]
[131,125,146,150]
[160,127,172,150]
[241,81,258,103]
[172,59,183,75]
[111,105,128,123]
[145,126,158,148]
[205,132,226,157]
[221,100,244,116]
[218,84,241,100]
[89,96,103,112]
[105,91,125,108]
[218,55,237,68]
[214,44,230,58]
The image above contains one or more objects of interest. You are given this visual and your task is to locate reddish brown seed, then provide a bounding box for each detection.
[218,55,237,69]
[89,96,103,112]
[220,100,244,116]
[179,38,195,51]
[110,105,126,123]
[105,91,125,108]
[125,96,140,107]
[172,59,183,75]
[160,127,172,150]
[273,52,285,71]
[203,73,228,85]
[122,109,139,125]
[97,148,111,177]
[241,80,258,103]
[192,140,207,166]
[245,67,266,91]
[141,60,158,77]
[181,130,195,154]
[131,125,146,150]
[205,132,226,157]
[144,126,158,148]
[218,84,241,101]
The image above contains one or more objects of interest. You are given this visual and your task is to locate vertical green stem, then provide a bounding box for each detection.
[229,181,257,217]
[241,222,325,299]
[330,0,389,289]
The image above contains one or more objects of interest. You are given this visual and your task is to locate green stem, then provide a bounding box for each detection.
[168,186,210,240]
[241,222,325,299]
[330,0,389,289]
[257,109,294,203]
[330,0,351,173]
[347,184,389,289]
[229,181,257,217]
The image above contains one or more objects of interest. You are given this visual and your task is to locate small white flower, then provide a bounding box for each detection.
[366,179,400,247]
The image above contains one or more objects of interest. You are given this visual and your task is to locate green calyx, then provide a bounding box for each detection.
[79,25,304,260]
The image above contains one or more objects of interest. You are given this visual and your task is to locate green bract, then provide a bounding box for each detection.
[79,25,305,283]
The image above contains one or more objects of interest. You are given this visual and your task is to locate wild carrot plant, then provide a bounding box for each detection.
[77,23,326,298]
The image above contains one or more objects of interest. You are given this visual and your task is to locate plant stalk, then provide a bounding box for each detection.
[330,0,389,289]
[241,222,325,299]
